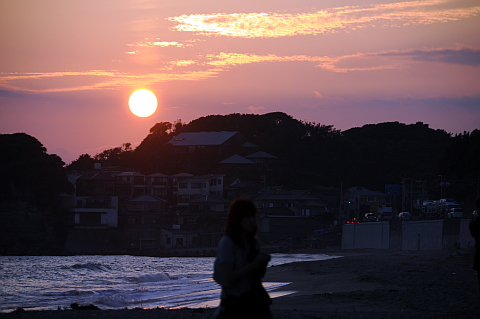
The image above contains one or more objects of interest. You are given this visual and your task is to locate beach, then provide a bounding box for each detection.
[1,249,478,319]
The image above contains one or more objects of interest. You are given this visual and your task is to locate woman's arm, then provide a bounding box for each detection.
[216,252,271,287]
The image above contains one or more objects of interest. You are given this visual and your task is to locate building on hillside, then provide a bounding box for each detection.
[116,171,146,197]
[173,174,225,211]
[69,171,119,229]
[255,187,329,217]
[219,154,255,165]
[126,193,169,225]
[188,195,230,214]
[161,228,199,249]
[198,174,225,197]
[178,195,228,235]
[245,151,278,167]
[145,173,171,201]
[167,131,248,155]
[224,179,263,200]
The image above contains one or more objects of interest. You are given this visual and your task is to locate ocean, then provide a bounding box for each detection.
[0,253,340,313]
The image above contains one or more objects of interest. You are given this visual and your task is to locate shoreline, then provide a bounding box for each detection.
[1,248,479,318]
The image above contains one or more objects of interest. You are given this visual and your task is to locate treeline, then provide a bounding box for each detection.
[0,133,74,254]
[67,112,479,200]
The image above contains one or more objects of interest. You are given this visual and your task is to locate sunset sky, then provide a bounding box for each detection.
[1,0,479,164]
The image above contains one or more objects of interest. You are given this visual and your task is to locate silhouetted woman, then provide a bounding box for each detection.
[213,198,272,319]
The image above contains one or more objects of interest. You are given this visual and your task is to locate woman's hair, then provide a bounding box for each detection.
[225,198,258,248]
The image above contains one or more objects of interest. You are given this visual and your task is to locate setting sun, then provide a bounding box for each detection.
[128,89,158,117]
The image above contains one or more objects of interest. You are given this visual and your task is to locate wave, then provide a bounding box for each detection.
[43,290,95,297]
[126,273,173,283]
[69,263,112,271]
[95,294,130,308]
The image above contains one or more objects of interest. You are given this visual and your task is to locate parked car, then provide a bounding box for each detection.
[447,208,463,218]
[345,218,360,224]
[398,212,412,220]
[364,213,377,222]
[378,211,393,221]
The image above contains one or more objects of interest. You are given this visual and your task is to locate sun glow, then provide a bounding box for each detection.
[128,89,158,117]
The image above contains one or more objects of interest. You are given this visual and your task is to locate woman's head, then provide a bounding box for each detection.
[225,198,258,243]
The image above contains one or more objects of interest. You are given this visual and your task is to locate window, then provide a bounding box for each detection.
[179,183,187,188]
[79,212,102,225]
[191,183,203,188]
[178,194,189,203]
[186,218,197,225]
[209,179,222,186]
[154,189,166,196]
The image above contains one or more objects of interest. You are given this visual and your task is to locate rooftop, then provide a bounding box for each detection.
[168,131,239,146]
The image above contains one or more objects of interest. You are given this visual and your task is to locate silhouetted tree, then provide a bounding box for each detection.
[132,122,175,174]
[0,133,73,254]
[93,143,134,167]
[438,129,480,201]
[66,153,95,171]
[342,121,451,189]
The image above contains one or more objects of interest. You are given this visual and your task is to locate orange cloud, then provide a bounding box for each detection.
[313,91,326,99]
[169,0,480,38]
[1,47,476,94]
[247,105,265,113]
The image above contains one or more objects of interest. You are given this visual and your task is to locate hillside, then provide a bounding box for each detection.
[67,112,479,203]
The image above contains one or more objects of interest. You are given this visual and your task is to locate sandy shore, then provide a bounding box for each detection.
[1,248,479,319]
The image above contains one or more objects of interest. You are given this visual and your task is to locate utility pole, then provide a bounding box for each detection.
[339,182,343,224]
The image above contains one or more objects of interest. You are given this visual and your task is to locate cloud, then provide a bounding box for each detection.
[247,105,265,113]
[313,91,326,99]
[1,47,476,94]
[128,40,188,48]
[0,68,223,93]
[312,47,480,72]
[169,0,480,38]
[378,48,480,66]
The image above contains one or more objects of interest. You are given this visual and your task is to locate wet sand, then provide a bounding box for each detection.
[1,249,479,319]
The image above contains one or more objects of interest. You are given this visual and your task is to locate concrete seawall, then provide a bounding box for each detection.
[341,219,474,250]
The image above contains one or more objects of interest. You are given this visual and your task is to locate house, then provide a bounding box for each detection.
[176,177,211,208]
[199,174,224,197]
[116,171,146,197]
[161,228,199,249]
[167,131,247,154]
[188,195,230,214]
[256,187,328,217]
[245,151,278,167]
[70,172,119,228]
[177,195,228,235]
[225,179,263,200]
[145,173,171,200]
[126,193,168,225]
[344,187,387,220]
[219,154,255,165]
[174,174,225,211]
